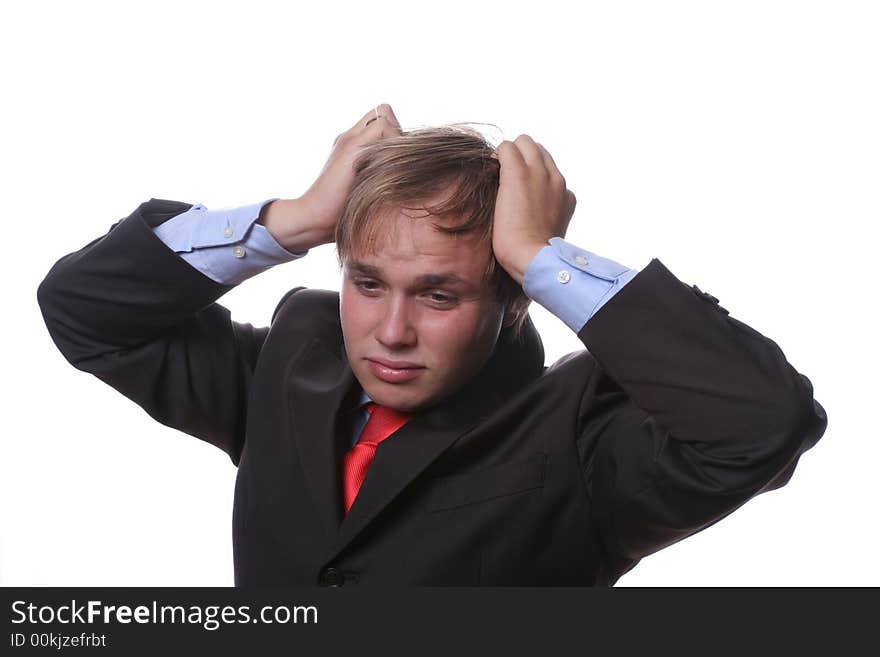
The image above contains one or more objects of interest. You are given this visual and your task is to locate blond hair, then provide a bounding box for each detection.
[334,123,531,335]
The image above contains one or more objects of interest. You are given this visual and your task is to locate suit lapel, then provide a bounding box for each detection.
[285,338,479,556]
[331,404,483,557]
[287,338,358,538]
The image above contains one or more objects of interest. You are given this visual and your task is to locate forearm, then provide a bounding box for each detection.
[521,238,821,443]
[579,258,826,449]
[37,198,266,460]
[38,199,234,365]
[257,197,334,253]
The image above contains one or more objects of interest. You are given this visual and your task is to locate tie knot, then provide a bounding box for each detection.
[359,403,412,446]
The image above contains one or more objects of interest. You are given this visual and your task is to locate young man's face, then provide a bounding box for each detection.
[340,206,507,413]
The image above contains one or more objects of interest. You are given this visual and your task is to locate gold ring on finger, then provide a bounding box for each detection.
[365,107,381,127]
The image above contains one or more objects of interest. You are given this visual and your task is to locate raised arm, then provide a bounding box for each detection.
[37,104,405,465]
[494,134,828,582]
[36,197,298,464]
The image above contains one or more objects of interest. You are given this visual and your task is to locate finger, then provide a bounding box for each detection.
[564,189,577,216]
[512,134,546,171]
[562,190,577,230]
[362,121,403,142]
[534,142,560,175]
[535,142,567,188]
[362,103,400,129]
[376,103,401,128]
[495,140,528,176]
[353,106,382,131]
[363,108,403,139]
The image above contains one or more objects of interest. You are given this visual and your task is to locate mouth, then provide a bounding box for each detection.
[365,358,426,384]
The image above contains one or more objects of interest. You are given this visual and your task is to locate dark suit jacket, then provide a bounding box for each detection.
[37,198,828,586]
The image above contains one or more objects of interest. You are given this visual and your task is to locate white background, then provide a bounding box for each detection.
[2,0,877,586]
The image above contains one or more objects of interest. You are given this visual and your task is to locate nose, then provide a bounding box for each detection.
[375,294,417,349]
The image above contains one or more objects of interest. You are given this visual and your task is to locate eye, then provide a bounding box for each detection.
[424,291,458,306]
[353,278,382,294]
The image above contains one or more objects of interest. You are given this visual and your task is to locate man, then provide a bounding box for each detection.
[38,104,827,586]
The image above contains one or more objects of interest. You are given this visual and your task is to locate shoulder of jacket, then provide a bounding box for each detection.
[546,349,593,372]
[535,350,596,392]
[271,286,340,325]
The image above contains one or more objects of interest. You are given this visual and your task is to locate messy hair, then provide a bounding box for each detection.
[334,123,531,335]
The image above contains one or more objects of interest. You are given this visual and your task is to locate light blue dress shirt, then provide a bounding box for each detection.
[151,199,641,448]
[152,198,303,286]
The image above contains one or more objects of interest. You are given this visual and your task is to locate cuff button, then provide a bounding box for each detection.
[557,270,571,284]
[233,246,246,258]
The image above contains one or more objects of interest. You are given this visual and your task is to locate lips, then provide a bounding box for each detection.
[366,358,425,384]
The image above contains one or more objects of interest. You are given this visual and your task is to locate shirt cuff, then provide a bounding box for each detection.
[152,199,307,286]
[522,237,640,333]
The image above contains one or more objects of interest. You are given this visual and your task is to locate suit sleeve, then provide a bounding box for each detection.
[574,258,828,580]
[37,198,277,465]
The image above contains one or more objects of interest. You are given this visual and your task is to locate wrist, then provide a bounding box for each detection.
[258,198,333,253]
[496,241,548,287]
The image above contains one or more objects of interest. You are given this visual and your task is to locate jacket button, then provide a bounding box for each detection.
[318,567,345,587]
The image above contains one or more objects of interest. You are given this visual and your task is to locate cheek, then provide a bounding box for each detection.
[421,309,498,360]
[339,286,373,341]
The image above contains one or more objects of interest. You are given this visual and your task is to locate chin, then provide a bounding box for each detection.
[364,382,431,413]
[371,391,423,413]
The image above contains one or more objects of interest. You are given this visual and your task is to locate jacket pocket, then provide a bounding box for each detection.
[424,453,547,513]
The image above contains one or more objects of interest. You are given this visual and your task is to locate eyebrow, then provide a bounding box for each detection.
[347,262,473,288]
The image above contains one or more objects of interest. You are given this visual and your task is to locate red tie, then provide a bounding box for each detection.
[342,403,412,514]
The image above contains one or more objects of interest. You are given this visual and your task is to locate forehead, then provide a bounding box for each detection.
[346,206,492,281]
